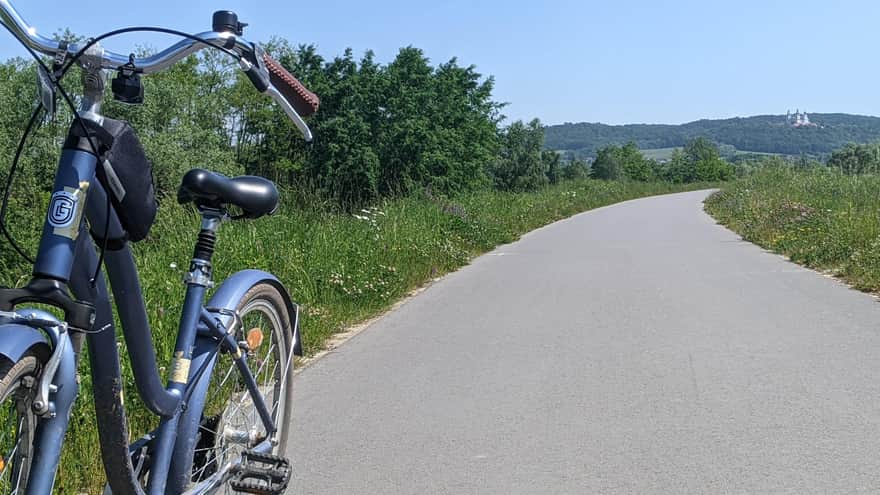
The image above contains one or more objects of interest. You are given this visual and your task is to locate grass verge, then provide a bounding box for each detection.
[705,166,880,291]
[2,179,705,492]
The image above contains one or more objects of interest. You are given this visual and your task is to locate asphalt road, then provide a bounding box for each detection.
[289,189,880,494]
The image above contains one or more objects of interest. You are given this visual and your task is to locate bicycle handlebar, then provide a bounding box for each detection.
[0,0,317,140]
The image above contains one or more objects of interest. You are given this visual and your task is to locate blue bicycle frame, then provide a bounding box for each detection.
[0,121,302,494]
[0,2,313,491]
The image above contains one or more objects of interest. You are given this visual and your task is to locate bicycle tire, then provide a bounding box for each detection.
[0,352,45,494]
[190,282,296,490]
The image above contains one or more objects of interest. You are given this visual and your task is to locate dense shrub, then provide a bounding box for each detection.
[653,138,734,182]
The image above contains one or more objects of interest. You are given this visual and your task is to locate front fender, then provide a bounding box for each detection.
[0,323,50,362]
[207,269,302,356]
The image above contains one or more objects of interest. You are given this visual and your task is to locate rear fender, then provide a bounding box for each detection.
[206,269,302,356]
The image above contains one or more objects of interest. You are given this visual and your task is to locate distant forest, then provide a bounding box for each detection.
[545,114,880,158]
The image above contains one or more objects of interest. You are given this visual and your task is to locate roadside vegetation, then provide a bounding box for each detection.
[706,146,880,292]
[589,137,735,183]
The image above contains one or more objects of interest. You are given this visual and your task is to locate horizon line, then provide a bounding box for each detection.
[544,111,880,128]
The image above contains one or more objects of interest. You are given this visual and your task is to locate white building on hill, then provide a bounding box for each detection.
[786,109,817,128]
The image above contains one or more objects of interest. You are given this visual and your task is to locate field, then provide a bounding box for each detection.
[640,147,679,161]
[640,147,784,162]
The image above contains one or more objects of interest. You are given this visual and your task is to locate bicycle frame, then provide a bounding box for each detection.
[0,119,301,494]
[0,2,311,491]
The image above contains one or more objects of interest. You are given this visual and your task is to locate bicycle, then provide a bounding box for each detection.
[0,1,319,493]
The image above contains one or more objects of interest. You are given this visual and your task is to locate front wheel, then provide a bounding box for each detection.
[191,283,296,489]
[0,352,45,494]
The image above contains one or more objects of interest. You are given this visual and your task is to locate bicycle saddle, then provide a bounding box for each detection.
[177,168,279,218]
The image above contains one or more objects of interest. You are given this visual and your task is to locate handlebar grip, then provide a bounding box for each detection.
[261,53,319,117]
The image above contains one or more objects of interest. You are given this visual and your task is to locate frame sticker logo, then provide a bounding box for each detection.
[48,191,77,228]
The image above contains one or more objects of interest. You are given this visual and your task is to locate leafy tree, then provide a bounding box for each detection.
[591,142,652,181]
[827,142,880,174]
[654,138,733,182]
[686,138,734,181]
[0,34,536,216]
[227,42,501,206]
[490,119,547,191]
[591,145,622,180]
[562,158,590,180]
[543,150,561,184]
[375,47,434,195]
[619,142,652,181]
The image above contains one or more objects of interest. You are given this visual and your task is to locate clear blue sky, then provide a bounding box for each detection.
[1,0,878,125]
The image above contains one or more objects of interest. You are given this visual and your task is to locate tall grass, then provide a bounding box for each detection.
[1,179,704,492]
[706,166,880,290]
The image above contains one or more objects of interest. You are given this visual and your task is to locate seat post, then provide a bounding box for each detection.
[185,209,225,288]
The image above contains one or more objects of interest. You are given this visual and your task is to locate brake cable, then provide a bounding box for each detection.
[0,23,247,285]
[54,27,244,286]
[0,104,43,265]
[0,21,102,270]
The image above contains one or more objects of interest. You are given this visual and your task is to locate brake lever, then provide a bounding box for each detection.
[238,47,313,142]
[36,64,56,119]
[266,84,313,142]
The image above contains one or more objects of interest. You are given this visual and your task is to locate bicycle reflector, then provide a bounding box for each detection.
[247,327,264,350]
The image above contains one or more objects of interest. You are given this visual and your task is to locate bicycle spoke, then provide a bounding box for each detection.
[216,359,238,390]
[1,438,20,479]
[252,344,276,386]
[191,458,213,484]
[0,416,22,481]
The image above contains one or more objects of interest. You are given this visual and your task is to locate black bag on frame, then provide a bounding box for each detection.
[94,117,157,243]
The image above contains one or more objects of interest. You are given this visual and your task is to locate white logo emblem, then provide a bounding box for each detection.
[48,191,78,228]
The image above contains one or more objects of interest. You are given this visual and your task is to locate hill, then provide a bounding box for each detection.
[545,113,880,158]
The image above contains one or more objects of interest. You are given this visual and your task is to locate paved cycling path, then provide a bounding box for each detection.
[289,190,880,494]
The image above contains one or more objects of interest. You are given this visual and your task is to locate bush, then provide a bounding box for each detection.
[654,137,734,182]
[591,142,654,181]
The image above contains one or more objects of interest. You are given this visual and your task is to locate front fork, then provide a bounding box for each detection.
[24,325,77,495]
[0,313,78,495]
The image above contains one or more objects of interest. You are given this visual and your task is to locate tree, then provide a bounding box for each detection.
[227,42,502,206]
[562,158,589,180]
[591,145,622,180]
[543,150,562,184]
[685,138,734,181]
[619,142,652,181]
[490,119,547,191]
[543,113,880,157]
[590,142,652,181]
[655,138,734,182]
[828,142,880,174]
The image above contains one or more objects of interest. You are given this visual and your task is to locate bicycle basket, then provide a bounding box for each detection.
[95,117,157,242]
